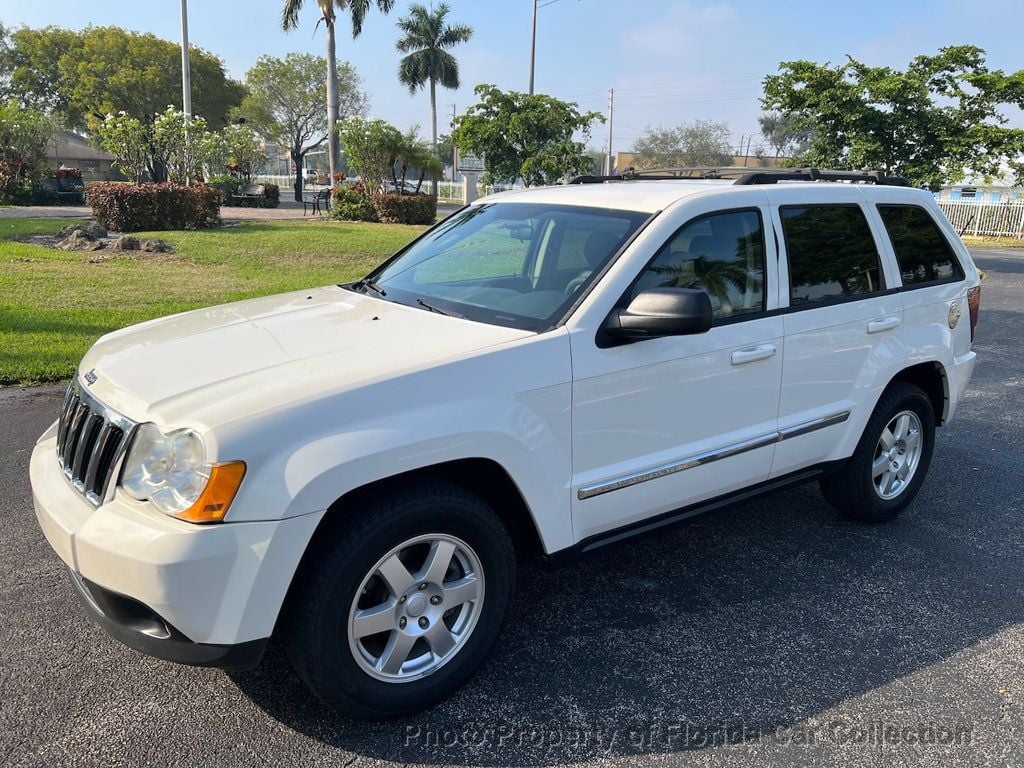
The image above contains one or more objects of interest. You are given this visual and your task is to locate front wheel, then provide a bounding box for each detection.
[280,480,516,719]
[820,382,936,522]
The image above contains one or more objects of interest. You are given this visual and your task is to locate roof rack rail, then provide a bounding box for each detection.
[567,166,910,187]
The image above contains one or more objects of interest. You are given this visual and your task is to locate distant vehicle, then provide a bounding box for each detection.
[31,166,981,719]
[386,180,427,195]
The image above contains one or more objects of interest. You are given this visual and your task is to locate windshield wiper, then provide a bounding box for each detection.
[415,297,465,318]
[354,277,387,297]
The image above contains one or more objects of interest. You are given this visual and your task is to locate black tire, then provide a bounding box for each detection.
[280,479,516,719]
[819,381,936,523]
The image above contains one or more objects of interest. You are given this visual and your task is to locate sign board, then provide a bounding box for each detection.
[458,152,484,174]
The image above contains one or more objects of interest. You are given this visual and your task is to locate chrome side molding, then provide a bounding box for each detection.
[577,410,851,500]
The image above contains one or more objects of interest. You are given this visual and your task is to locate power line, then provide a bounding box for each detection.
[612,76,765,93]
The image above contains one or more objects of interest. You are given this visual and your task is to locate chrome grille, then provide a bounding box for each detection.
[56,382,137,506]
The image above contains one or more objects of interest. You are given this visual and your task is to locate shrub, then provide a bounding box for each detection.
[86,182,221,231]
[0,101,58,203]
[372,193,437,225]
[207,173,241,200]
[263,182,280,208]
[331,184,378,222]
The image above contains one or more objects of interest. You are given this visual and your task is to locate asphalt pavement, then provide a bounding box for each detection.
[2,249,1023,767]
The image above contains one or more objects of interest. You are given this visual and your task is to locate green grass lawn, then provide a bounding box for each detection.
[0,218,426,385]
[962,235,1024,249]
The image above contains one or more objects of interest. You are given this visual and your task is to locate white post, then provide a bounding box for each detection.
[180,0,192,122]
[528,0,538,95]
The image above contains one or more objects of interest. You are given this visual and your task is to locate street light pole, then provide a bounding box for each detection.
[528,0,538,95]
[179,0,192,122]
[606,88,614,175]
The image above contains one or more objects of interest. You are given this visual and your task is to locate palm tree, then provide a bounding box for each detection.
[281,0,395,186]
[395,3,472,196]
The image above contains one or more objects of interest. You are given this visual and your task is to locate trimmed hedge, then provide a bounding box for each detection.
[263,183,280,208]
[372,193,437,225]
[86,182,221,232]
[331,184,378,222]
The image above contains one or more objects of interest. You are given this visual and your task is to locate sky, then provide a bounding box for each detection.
[4,0,1024,155]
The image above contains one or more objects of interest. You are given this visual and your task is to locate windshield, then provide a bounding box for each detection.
[350,203,651,331]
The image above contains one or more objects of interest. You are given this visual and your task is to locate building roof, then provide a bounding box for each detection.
[48,130,115,163]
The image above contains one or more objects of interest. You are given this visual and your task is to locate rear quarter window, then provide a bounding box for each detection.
[781,205,885,305]
[877,205,965,287]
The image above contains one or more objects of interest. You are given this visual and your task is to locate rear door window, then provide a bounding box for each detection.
[781,205,884,305]
[877,205,964,287]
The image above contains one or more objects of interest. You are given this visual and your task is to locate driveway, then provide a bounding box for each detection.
[1,249,1022,767]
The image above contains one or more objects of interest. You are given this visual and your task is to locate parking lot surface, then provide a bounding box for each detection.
[2,249,1022,767]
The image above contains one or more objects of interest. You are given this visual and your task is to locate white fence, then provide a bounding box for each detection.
[247,177,520,204]
[937,200,1024,239]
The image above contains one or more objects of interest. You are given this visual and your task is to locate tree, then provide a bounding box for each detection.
[1,26,243,131]
[0,100,59,202]
[0,25,8,101]
[95,106,224,184]
[758,112,813,160]
[395,3,472,196]
[583,148,606,176]
[223,124,267,180]
[239,53,366,200]
[394,126,442,193]
[630,120,733,169]
[762,46,1024,188]
[281,0,395,186]
[434,131,454,172]
[95,112,151,183]
[336,116,403,196]
[0,26,79,118]
[451,85,603,187]
[152,108,225,184]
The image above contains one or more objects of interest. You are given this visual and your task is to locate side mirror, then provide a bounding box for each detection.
[601,288,713,342]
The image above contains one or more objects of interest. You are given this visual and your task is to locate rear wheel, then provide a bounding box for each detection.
[820,382,936,522]
[281,480,515,719]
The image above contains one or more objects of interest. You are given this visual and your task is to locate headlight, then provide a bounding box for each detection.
[121,424,245,523]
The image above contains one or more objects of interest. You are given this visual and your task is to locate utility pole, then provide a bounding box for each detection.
[179,0,192,122]
[605,88,614,176]
[450,103,457,183]
[528,0,538,95]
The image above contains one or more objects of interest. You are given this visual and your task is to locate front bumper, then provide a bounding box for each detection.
[31,432,324,663]
[67,569,267,670]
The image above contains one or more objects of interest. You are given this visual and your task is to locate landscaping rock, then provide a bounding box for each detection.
[140,238,170,253]
[110,235,141,251]
[58,221,107,239]
[56,230,105,252]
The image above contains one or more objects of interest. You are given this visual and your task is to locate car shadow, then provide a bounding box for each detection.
[230,375,1023,764]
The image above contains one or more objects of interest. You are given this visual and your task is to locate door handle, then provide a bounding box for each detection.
[730,343,777,365]
[867,316,901,334]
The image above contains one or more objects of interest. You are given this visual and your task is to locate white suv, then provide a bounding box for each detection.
[31,167,981,719]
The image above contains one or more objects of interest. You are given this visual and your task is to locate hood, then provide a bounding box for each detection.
[79,286,533,428]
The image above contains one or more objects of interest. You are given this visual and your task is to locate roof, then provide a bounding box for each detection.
[48,130,115,163]
[479,167,922,214]
[479,179,734,213]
